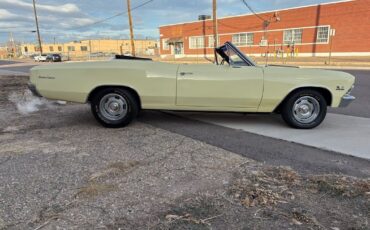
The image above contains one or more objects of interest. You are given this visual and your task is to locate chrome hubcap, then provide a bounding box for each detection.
[99,93,128,121]
[292,96,320,124]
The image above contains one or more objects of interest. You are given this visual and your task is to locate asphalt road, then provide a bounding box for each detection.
[139,111,370,177]
[0,65,37,74]
[0,60,20,66]
[328,70,370,118]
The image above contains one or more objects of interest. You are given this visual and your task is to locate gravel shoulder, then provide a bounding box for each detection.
[0,75,369,229]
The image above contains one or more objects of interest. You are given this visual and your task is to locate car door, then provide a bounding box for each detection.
[176,63,264,109]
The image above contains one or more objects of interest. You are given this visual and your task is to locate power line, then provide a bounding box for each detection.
[68,0,154,31]
[241,0,267,22]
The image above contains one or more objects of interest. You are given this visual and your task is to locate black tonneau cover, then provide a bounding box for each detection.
[115,55,152,61]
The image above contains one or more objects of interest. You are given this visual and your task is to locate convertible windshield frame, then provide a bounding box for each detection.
[215,42,256,67]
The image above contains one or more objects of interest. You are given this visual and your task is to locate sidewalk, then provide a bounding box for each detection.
[179,112,370,160]
[157,56,370,68]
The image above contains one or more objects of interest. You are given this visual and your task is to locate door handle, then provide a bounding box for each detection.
[179,72,193,76]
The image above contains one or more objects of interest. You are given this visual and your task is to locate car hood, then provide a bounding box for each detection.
[262,65,355,82]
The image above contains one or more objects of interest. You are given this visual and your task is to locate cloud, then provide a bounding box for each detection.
[0,0,98,41]
[0,0,80,14]
[0,9,17,19]
[0,9,32,22]
[59,18,97,29]
[0,0,338,44]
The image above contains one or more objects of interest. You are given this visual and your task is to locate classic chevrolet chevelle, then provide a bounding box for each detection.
[29,42,355,129]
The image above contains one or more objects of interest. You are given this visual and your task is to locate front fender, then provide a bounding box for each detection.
[258,66,355,112]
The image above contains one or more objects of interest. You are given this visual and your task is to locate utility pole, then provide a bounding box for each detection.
[212,0,218,64]
[9,32,16,58]
[32,0,43,55]
[126,0,136,56]
[89,39,92,60]
[328,28,336,65]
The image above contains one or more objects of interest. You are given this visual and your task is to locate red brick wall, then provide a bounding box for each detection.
[159,0,370,56]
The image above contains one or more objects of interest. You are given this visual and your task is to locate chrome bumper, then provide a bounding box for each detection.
[28,83,42,97]
[339,94,355,107]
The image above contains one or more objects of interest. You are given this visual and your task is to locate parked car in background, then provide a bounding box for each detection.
[29,42,356,129]
[29,54,38,59]
[46,54,62,62]
[34,54,48,62]
[90,52,105,58]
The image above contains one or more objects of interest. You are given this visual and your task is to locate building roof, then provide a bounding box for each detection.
[159,0,354,28]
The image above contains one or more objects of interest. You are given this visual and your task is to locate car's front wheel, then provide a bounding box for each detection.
[91,88,139,128]
[281,89,327,129]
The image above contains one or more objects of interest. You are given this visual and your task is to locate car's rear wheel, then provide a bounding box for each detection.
[91,88,139,128]
[281,89,327,129]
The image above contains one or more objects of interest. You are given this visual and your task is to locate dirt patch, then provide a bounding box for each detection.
[0,75,28,104]
[75,161,142,199]
[88,160,141,182]
[154,166,369,229]
[309,175,370,198]
[76,183,118,199]
[229,166,300,207]
[156,195,225,230]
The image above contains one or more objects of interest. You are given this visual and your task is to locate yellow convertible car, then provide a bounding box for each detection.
[29,42,355,129]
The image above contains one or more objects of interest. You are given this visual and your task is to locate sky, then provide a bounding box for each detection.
[0,0,340,44]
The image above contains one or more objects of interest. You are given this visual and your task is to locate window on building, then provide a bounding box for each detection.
[232,34,245,46]
[283,29,303,44]
[58,46,62,52]
[316,26,329,43]
[247,33,254,45]
[189,36,205,49]
[24,47,28,52]
[49,46,54,52]
[68,46,75,52]
[208,36,220,48]
[162,38,169,50]
[81,46,88,51]
[232,33,254,46]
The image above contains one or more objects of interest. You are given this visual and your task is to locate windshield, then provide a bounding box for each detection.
[227,47,247,66]
[216,42,256,67]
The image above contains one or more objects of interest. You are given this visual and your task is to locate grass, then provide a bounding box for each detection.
[76,183,117,198]
[76,160,141,198]
[88,160,141,182]
[309,175,370,198]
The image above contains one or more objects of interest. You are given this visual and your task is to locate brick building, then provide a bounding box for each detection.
[20,39,158,58]
[159,0,370,58]
[0,47,8,59]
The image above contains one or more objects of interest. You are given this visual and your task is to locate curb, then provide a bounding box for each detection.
[0,70,29,76]
[300,66,370,70]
